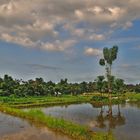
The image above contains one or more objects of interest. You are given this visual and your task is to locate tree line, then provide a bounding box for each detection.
[0,74,139,97]
[0,75,96,97]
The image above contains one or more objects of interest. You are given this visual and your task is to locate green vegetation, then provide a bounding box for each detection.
[0,95,92,108]
[0,92,139,108]
[0,75,97,97]
[99,46,119,97]
[95,76,107,93]
[0,106,114,140]
[0,73,139,99]
[126,93,140,102]
[91,95,125,107]
[94,46,125,109]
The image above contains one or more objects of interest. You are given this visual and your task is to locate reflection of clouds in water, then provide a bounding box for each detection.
[0,112,30,136]
[0,127,70,140]
[88,120,97,128]
[0,112,70,140]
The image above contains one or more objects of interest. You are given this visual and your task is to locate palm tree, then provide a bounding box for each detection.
[114,78,124,99]
[95,75,105,94]
[99,46,118,100]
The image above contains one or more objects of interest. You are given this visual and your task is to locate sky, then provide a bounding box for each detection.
[0,0,140,84]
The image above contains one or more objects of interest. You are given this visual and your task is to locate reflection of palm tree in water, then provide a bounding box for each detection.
[116,104,125,126]
[105,103,116,129]
[96,106,106,128]
[96,104,125,130]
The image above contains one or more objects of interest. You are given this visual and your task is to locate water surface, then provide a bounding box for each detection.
[0,112,71,140]
[41,103,140,140]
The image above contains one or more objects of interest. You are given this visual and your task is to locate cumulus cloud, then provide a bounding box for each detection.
[89,34,105,41]
[0,0,140,52]
[41,39,77,52]
[1,33,35,47]
[84,47,102,56]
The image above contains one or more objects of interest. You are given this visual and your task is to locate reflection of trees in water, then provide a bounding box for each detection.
[96,104,125,130]
[129,102,140,109]
[96,106,106,128]
[116,104,125,126]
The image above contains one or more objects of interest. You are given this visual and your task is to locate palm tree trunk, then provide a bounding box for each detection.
[108,64,112,101]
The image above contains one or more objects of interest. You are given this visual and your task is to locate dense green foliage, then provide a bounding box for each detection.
[0,75,96,97]
[95,76,125,94]
[0,74,139,98]
[92,95,125,106]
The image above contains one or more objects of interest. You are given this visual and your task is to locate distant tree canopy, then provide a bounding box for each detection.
[0,74,139,97]
[0,75,96,97]
[95,75,125,94]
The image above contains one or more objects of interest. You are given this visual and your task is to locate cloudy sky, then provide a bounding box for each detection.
[0,0,140,84]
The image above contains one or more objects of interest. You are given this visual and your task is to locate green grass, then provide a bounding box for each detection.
[125,93,140,102]
[1,92,139,108]
[0,95,92,108]
[0,106,114,140]
[91,94,126,107]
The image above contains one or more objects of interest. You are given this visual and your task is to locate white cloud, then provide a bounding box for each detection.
[84,47,102,56]
[41,40,77,52]
[123,21,133,29]
[87,6,103,14]
[89,34,105,41]
[1,33,35,47]
[75,10,84,20]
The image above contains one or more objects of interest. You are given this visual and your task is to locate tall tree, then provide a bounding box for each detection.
[99,46,118,99]
[95,76,105,94]
[114,78,124,98]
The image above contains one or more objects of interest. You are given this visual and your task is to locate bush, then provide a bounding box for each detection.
[92,96,108,101]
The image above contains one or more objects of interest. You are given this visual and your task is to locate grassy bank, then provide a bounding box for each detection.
[91,92,140,105]
[0,95,92,108]
[0,106,114,140]
[91,95,126,107]
[1,92,139,108]
[0,93,134,108]
[126,93,140,102]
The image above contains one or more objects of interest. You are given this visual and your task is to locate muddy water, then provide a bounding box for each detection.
[41,103,140,140]
[0,112,71,140]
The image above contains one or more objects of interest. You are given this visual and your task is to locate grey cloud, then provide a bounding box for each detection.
[115,63,140,83]
[25,64,62,71]
[108,37,140,44]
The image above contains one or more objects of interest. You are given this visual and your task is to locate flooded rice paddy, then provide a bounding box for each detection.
[41,103,140,140]
[1,102,140,140]
[0,112,71,140]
